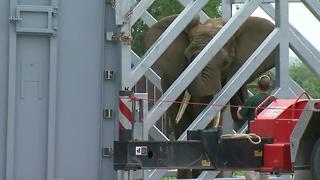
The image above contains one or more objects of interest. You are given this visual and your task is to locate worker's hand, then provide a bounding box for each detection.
[237,106,244,120]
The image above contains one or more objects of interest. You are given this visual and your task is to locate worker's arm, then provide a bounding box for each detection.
[237,106,244,120]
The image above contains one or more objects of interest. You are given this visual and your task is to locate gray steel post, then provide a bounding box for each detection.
[273,0,291,98]
[47,1,59,180]
[6,0,18,179]
[104,2,121,180]
[222,0,233,21]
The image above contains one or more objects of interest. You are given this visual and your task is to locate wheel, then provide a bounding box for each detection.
[311,138,320,180]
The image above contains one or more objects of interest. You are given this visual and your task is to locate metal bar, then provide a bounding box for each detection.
[288,78,305,96]
[198,171,219,180]
[222,0,233,21]
[260,3,320,78]
[6,0,17,179]
[16,5,54,12]
[144,0,263,132]
[140,11,157,27]
[178,29,280,141]
[289,29,320,78]
[273,0,291,98]
[131,51,162,90]
[131,0,157,27]
[302,0,320,22]
[232,0,301,3]
[130,0,209,88]
[177,0,209,22]
[130,0,155,25]
[148,126,169,141]
[47,1,59,180]
[117,0,135,89]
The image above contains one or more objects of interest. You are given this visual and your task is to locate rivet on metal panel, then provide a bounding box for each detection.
[103,148,113,157]
[103,109,113,119]
[104,70,114,80]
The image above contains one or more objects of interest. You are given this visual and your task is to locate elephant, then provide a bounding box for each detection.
[142,15,275,178]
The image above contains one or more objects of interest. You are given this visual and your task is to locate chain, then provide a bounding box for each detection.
[126,7,133,21]
[108,0,115,9]
[112,32,133,45]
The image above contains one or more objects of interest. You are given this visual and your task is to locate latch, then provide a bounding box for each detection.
[103,147,113,157]
[103,109,113,119]
[104,70,114,80]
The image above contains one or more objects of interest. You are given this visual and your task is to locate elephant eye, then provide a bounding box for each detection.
[187,52,199,64]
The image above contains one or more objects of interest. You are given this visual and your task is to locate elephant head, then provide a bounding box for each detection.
[142,15,275,137]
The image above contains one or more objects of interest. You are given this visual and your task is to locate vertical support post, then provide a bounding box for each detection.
[115,0,134,90]
[115,1,135,179]
[273,0,291,98]
[222,0,232,21]
[47,1,59,180]
[6,0,17,179]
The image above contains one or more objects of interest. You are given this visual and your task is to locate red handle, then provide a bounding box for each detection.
[254,95,277,118]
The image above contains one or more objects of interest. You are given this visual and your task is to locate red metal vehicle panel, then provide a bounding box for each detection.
[263,144,292,172]
[249,96,308,172]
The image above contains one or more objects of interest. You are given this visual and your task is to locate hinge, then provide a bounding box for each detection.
[104,70,114,80]
[103,109,113,119]
[103,147,113,157]
[8,16,22,22]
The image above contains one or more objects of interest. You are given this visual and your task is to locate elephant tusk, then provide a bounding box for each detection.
[175,91,191,124]
[213,111,221,128]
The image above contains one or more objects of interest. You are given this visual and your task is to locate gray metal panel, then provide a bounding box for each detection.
[55,0,105,179]
[0,0,9,179]
[15,35,50,180]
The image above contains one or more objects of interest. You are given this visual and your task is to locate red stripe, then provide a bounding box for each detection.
[119,98,133,122]
[118,122,125,129]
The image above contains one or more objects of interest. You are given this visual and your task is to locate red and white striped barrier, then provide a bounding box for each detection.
[118,95,133,129]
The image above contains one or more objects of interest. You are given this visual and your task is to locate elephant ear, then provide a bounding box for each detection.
[142,15,200,50]
[184,18,224,61]
[141,15,202,89]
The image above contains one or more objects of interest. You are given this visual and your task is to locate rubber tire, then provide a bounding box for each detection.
[311,138,320,180]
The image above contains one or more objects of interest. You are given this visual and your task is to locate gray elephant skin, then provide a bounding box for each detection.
[142,15,275,178]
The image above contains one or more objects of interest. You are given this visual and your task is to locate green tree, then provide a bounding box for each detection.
[290,61,320,98]
[132,0,221,56]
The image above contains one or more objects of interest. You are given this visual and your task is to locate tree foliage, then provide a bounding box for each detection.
[131,0,221,56]
[290,61,320,98]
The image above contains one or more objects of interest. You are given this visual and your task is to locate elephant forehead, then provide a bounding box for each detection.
[189,23,222,38]
[204,18,224,27]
